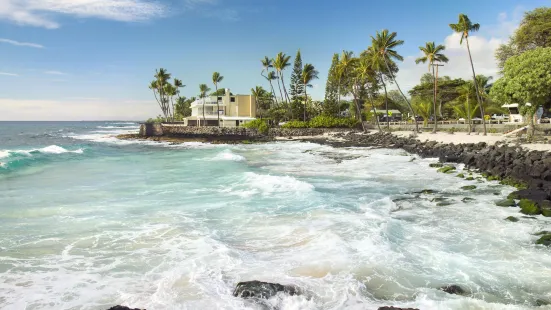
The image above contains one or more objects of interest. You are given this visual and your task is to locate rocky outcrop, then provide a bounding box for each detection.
[305,132,551,198]
[440,285,466,295]
[233,280,300,299]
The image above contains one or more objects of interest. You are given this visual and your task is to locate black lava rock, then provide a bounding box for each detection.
[233,280,300,299]
[440,284,465,295]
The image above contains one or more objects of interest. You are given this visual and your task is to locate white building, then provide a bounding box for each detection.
[184,88,256,127]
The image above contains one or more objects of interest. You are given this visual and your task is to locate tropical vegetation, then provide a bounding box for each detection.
[147,7,551,134]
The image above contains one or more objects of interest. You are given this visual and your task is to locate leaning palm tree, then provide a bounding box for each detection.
[301,63,319,121]
[261,57,279,105]
[371,29,419,132]
[199,83,211,126]
[212,72,224,126]
[450,14,487,135]
[273,52,292,106]
[415,42,449,133]
[153,68,172,121]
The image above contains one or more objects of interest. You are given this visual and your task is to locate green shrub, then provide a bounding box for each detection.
[243,119,270,134]
[281,116,359,129]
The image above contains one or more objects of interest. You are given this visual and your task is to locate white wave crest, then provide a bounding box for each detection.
[96,125,140,129]
[227,172,314,197]
[211,149,246,162]
[0,145,83,158]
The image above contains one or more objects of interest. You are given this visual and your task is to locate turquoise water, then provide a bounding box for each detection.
[1,122,551,310]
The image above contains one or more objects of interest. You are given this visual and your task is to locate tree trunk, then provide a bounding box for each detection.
[268,80,278,106]
[352,85,366,132]
[281,72,291,106]
[383,58,419,132]
[304,84,307,122]
[337,76,342,115]
[215,84,220,127]
[465,37,487,135]
[379,72,390,131]
[467,96,471,135]
[368,93,382,132]
[432,64,438,133]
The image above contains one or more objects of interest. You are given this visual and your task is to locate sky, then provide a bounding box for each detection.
[0,0,550,121]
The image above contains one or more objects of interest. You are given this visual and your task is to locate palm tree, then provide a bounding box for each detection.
[371,29,419,132]
[354,55,381,132]
[336,51,355,108]
[273,52,292,106]
[153,68,172,121]
[457,82,475,134]
[261,57,279,106]
[251,86,269,119]
[301,64,319,121]
[415,42,449,133]
[266,71,279,106]
[450,14,487,135]
[173,79,185,122]
[199,83,211,126]
[363,47,391,130]
[212,72,224,126]
[412,98,432,127]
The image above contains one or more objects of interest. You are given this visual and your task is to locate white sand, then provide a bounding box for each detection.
[392,131,551,152]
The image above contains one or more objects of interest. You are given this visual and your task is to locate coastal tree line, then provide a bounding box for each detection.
[148,8,551,134]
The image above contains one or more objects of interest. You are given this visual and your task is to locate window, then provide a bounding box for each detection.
[217,97,222,101]
[230,97,235,102]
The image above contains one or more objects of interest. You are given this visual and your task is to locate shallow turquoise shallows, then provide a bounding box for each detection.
[1,122,550,310]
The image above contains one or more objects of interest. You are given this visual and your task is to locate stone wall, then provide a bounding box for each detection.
[139,123,358,138]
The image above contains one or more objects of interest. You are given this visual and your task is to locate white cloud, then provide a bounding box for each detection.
[44,70,68,75]
[0,72,18,76]
[393,10,519,93]
[0,0,166,29]
[0,98,158,121]
[0,38,44,48]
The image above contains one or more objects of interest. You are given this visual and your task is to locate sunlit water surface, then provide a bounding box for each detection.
[1,121,550,310]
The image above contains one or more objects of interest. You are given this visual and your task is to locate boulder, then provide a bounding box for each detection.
[461,185,477,190]
[505,216,519,222]
[495,199,516,207]
[429,163,443,168]
[536,234,551,246]
[233,281,300,299]
[519,199,541,215]
[440,285,465,295]
[437,166,456,174]
[507,189,549,201]
[462,197,475,203]
[539,200,551,217]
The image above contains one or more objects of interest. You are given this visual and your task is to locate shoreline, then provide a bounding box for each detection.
[117,130,551,213]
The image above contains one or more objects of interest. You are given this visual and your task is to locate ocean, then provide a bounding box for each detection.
[0,121,550,310]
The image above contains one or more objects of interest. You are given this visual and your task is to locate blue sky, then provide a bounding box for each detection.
[1,0,549,120]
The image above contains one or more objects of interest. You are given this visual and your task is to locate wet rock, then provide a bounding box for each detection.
[536,234,551,246]
[495,199,516,207]
[539,200,551,217]
[233,281,300,299]
[440,285,465,295]
[519,199,541,215]
[378,307,420,310]
[505,216,519,222]
[413,189,438,194]
[437,166,456,174]
[436,201,452,207]
[536,299,551,306]
[521,216,538,220]
[456,173,465,178]
[461,185,477,190]
[462,197,475,203]
[429,163,443,168]
[106,307,145,310]
[465,177,474,181]
[508,189,549,201]
[534,231,551,236]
